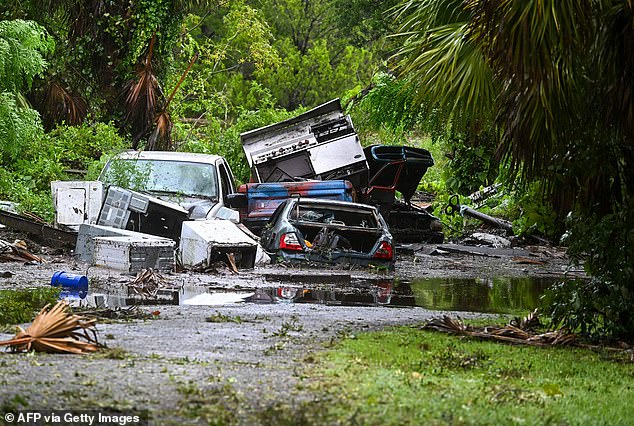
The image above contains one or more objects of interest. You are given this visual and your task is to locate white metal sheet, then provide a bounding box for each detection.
[308,135,366,175]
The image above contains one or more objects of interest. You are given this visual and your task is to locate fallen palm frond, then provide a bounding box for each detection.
[423,310,578,348]
[424,315,469,334]
[127,268,170,298]
[44,81,87,127]
[0,301,100,354]
[123,34,162,147]
[147,53,198,151]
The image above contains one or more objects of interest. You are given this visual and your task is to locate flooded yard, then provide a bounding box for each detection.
[0,235,578,424]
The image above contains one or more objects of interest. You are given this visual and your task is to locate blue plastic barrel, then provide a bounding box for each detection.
[51,271,89,299]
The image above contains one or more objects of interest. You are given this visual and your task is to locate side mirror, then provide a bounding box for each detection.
[225,193,248,209]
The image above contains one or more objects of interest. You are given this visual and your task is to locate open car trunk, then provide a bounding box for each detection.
[292,222,382,254]
[289,202,383,255]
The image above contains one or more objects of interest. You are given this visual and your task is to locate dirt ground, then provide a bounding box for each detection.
[0,227,579,425]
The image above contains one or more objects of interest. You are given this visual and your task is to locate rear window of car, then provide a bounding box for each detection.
[289,203,378,228]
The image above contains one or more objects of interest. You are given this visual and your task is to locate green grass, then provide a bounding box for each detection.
[308,326,634,425]
[0,288,60,326]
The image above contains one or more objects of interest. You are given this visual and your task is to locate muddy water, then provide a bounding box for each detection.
[80,276,556,314]
[405,277,556,314]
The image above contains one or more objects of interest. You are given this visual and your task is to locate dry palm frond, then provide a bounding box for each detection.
[518,308,540,330]
[147,53,198,151]
[0,301,100,354]
[127,268,170,299]
[508,308,541,333]
[146,110,173,151]
[423,310,578,349]
[0,239,43,263]
[488,325,531,340]
[43,81,87,128]
[123,34,163,147]
[424,315,469,334]
[528,330,577,346]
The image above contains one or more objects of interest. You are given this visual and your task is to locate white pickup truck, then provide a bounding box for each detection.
[51,150,259,271]
[52,151,240,234]
[98,151,238,219]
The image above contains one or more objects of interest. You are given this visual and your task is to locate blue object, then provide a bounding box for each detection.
[51,271,89,299]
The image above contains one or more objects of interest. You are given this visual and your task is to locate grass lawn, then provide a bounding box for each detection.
[307,326,634,425]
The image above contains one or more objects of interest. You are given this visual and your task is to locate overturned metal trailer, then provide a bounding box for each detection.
[238,99,443,243]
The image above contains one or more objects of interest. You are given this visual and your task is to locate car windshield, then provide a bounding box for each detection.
[101,159,218,199]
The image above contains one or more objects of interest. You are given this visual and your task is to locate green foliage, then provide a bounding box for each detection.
[0,288,60,325]
[330,0,400,47]
[253,0,376,110]
[0,19,54,93]
[350,73,424,137]
[206,312,243,323]
[431,192,469,237]
[440,128,498,195]
[43,122,130,177]
[508,185,558,238]
[0,93,44,161]
[256,38,374,110]
[545,202,634,340]
[391,1,634,338]
[351,73,498,198]
[0,19,53,162]
[169,5,280,122]
[100,158,152,193]
[0,122,129,221]
[177,99,300,183]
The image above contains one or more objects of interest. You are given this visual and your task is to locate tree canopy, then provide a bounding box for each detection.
[0,19,53,160]
[390,0,634,338]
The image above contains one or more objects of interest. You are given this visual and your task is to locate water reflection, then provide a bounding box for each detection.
[407,277,555,314]
[84,276,555,314]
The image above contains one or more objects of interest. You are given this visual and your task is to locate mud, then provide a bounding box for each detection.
[0,229,578,424]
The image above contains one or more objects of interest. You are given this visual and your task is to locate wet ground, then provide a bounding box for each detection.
[0,228,581,424]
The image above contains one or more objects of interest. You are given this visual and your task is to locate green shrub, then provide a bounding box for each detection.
[0,288,60,326]
[544,201,634,340]
[0,122,130,221]
[177,101,300,184]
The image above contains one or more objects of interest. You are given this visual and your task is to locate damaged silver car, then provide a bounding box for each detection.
[261,198,394,269]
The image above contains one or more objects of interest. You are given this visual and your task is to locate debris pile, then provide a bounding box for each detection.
[0,239,43,263]
[127,268,171,299]
[72,305,160,321]
[0,301,101,354]
[423,310,579,347]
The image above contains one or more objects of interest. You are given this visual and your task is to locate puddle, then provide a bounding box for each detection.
[81,287,255,308]
[80,277,557,314]
[407,277,556,314]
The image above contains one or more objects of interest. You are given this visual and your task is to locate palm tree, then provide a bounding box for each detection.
[392,0,634,338]
[1,0,218,149]
[392,0,633,214]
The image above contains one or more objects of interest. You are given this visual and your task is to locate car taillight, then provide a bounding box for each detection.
[279,233,303,251]
[374,241,393,260]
